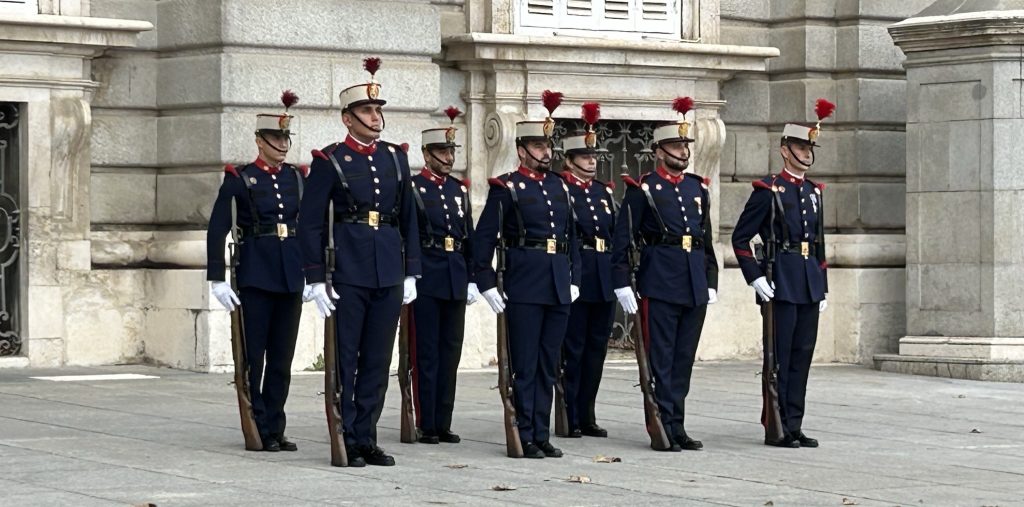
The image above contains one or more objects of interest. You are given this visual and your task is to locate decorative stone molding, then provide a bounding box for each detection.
[889,9,1024,52]
[49,97,89,222]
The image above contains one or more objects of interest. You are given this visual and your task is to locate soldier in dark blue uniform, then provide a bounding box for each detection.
[732,99,834,449]
[207,91,307,452]
[558,103,617,438]
[409,106,480,445]
[298,58,421,467]
[611,97,719,452]
[474,91,582,459]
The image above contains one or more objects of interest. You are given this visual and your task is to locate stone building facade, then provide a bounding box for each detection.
[0,0,1018,380]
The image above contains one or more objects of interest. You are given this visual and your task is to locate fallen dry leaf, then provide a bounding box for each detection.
[970,428,982,434]
[841,498,858,506]
[567,475,592,484]
[764,502,774,506]
[593,455,622,463]
[446,464,469,469]
[492,484,517,491]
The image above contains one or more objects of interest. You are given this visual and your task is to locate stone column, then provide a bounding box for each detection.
[878,1,1024,381]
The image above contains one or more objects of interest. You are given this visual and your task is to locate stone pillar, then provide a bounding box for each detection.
[877,1,1024,381]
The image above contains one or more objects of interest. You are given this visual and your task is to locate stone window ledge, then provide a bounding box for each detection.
[444,32,778,74]
[0,14,152,52]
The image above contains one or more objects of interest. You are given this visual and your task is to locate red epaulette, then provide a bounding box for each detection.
[224,164,238,177]
[488,177,507,188]
[622,174,640,188]
[604,180,616,191]
[461,177,471,189]
[299,165,310,178]
[400,143,410,153]
[752,179,772,190]
[703,176,711,187]
[311,149,328,161]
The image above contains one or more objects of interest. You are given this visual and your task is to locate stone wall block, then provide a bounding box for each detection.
[92,114,157,167]
[91,171,157,224]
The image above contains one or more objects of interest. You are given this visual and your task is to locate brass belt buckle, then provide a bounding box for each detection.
[801,241,810,258]
[276,223,288,239]
[444,236,455,252]
[682,235,692,252]
[368,211,380,227]
[546,239,557,254]
[595,238,606,253]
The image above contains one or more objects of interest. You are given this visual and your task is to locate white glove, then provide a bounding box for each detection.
[211,281,241,311]
[302,284,315,303]
[819,296,828,313]
[570,284,580,303]
[466,283,481,306]
[310,282,338,319]
[751,276,775,303]
[708,288,719,305]
[482,287,506,314]
[402,276,418,305]
[615,287,638,315]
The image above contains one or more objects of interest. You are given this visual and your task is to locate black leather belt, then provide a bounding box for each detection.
[581,236,610,253]
[642,233,704,251]
[777,241,817,256]
[335,211,395,226]
[515,237,569,255]
[422,236,464,253]
[240,224,295,240]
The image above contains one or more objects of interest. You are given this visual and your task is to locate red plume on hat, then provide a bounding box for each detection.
[444,106,462,125]
[581,102,600,130]
[672,96,695,117]
[281,90,299,111]
[814,98,836,122]
[363,57,382,80]
[541,90,563,117]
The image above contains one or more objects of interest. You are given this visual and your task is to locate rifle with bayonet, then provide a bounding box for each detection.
[759,186,786,443]
[323,202,348,466]
[398,304,417,443]
[626,203,673,451]
[495,201,524,458]
[228,200,262,451]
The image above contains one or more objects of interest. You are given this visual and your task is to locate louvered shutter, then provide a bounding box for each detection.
[0,0,38,15]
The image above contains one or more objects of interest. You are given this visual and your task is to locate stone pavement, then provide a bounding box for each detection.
[1,361,1022,507]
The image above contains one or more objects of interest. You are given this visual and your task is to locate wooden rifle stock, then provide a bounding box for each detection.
[626,204,672,450]
[398,305,417,443]
[228,201,262,451]
[495,202,524,457]
[553,355,569,437]
[323,205,348,466]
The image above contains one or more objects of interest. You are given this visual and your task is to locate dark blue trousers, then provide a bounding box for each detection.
[642,297,707,438]
[562,300,615,429]
[506,302,571,444]
[769,301,819,434]
[238,287,302,440]
[411,295,467,434]
[334,283,402,448]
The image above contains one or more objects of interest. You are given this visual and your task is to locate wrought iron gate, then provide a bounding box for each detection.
[552,118,658,349]
[0,103,23,357]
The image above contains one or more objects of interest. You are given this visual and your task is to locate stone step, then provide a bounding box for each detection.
[874,353,1024,382]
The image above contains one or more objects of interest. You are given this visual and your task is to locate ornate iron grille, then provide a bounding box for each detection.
[551,118,659,349]
[0,103,22,357]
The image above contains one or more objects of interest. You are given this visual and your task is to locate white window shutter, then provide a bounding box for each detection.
[0,0,38,15]
[598,0,635,32]
[521,0,559,29]
[637,0,681,35]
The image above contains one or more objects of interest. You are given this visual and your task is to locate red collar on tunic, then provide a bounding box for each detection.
[344,135,377,155]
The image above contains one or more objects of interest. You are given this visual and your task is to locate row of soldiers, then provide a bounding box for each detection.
[206,58,834,466]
